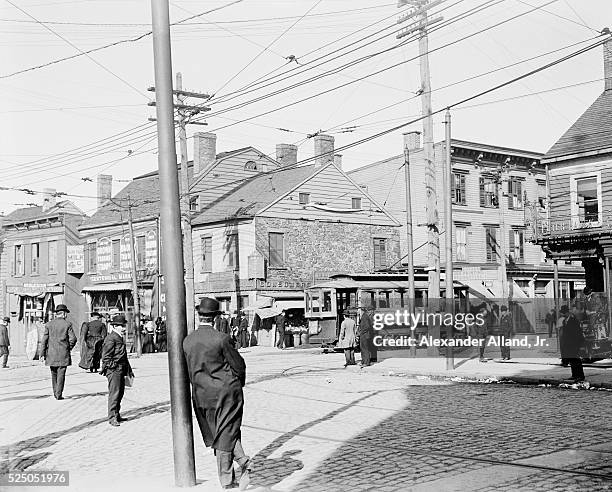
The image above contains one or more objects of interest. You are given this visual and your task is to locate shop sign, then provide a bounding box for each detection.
[97,238,112,272]
[454,267,498,281]
[6,283,63,295]
[66,245,85,274]
[145,230,157,269]
[256,280,310,290]
[120,236,132,272]
[91,272,131,283]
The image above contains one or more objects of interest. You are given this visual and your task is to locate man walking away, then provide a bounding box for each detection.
[100,315,133,427]
[39,305,77,399]
[499,305,514,360]
[79,312,108,372]
[276,310,286,350]
[545,308,557,338]
[358,306,373,367]
[338,310,357,367]
[0,317,10,368]
[558,304,585,382]
[184,298,251,490]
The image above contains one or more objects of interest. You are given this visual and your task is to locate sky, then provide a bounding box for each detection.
[1,0,611,216]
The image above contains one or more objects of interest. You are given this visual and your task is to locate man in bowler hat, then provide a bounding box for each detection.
[39,304,77,399]
[183,297,251,490]
[0,316,10,368]
[100,315,133,427]
[358,305,373,367]
[558,304,585,382]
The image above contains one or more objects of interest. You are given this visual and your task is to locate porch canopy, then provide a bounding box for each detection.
[81,283,132,292]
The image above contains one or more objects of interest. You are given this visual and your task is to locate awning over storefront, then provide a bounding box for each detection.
[81,283,133,292]
[274,300,305,310]
[243,296,274,311]
[463,280,500,300]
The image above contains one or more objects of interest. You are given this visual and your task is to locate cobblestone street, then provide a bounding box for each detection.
[1,348,611,491]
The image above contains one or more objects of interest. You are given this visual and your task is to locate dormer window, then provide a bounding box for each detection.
[351,197,362,209]
[189,196,199,212]
[245,161,258,171]
[299,193,310,205]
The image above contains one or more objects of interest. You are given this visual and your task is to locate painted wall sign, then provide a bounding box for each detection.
[66,245,85,274]
[97,238,112,272]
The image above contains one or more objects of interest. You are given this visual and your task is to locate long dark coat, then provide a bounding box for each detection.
[214,315,231,335]
[79,320,107,369]
[183,324,246,452]
[101,331,132,376]
[358,312,373,339]
[559,314,585,358]
[0,323,9,347]
[40,318,77,366]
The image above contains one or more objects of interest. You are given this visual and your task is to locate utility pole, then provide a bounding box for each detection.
[151,0,196,486]
[443,109,454,370]
[126,196,142,357]
[495,166,509,299]
[398,0,444,301]
[148,75,209,335]
[403,146,417,358]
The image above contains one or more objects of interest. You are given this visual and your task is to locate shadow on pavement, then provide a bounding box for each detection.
[0,394,51,403]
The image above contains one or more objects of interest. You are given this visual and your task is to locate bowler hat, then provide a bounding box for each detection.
[91,311,101,317]
[198,297,220,315]
[111,314,127,326]
[2,316,9,323]
[54,304,70,313]
[559,305,570,315]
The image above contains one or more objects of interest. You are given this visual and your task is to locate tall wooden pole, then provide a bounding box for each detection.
[404,145,417,357]
[151,0,196,486]
[443,109,454,370]
[176,72,196,334]
[497,173,509,299]
[126,197,142,356]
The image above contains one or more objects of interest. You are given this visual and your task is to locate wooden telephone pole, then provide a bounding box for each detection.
[148,75,209,334]
[126,196,142,356]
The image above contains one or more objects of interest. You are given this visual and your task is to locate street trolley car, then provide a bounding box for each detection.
[304,272,472,351]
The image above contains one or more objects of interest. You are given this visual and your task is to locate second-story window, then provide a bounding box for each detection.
[451,173,466,205]
[485,227,499,262]
[373,238,387,269]
[112,239,121,270]
[537,182,547,211]
[189,196,199,212]
[352,197,362,209]
[136,236,146,268]
[201,236,212,272]
[31,243,40,274]
[48,241,57,274]
[508,178,523,209]
[88,242,97,273]
[574,176,599,222]
[14,244,24,276]
[509,230,524,263]
[479,177,498,208]
[299,193,310,205]
[226,234,238,270]
[455,226,467,262]
[269,232,284,268]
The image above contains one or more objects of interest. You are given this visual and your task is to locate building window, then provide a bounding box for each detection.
[298,193,310,205]
[244,161,257,171]
[572,176,600,223]
[201,236,212,272]
[352,197,362,209]
[451,173,466,205]
[112,239,121,270]
[509,230,524,263]
[189,196,199,212]
[48,241,57,274]
[226,234,238,270]
[373,238,387,269]
[14,244,24,276]
[485,227,499,262]
[479,177,498,208]
[269,232,284,268]
[31,243,40,274]
[136,235,146,268]
[455,226,467,262]
[508,179,523,209]
[88,242,97,273]
[537,182,547,211]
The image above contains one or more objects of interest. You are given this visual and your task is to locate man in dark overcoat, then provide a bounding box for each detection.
[499,305,514,360]
[275,310,286,349]
[358,305,373,367]
[214,311,231,336]
[0,316,10,368]
[39,304,77,400]
[100,315,133,427]
[559,304,585,382]
[78,312,107,372]
[183,298,251,490]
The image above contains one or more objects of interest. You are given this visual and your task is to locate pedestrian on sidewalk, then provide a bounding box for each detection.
[78,312,107,372]
[100,315,133,427]
[338,309,357,367]
[276,310,286,350]
[183,297,251,490]
[215,311,231,336]
[545,308,557,338]
[499,305,514,360]
[358,305,373,367]
[558,304,585,382]
[155,317,167,352]
[141,316,156,353]
[0,316,10,368]
[39,304,77,400]
[476,303,491,363]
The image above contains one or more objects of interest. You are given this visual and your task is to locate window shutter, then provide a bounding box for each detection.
[451,174,456,203]
[380,239,387,267]
[460,175,466,205]
[519,231,524,260]
[486,228,492,262]
[479,177,485,207]
[517,181,522,208]
[509,230,515,260]
[507,181,514,209]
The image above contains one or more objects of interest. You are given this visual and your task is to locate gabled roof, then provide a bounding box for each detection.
[192,165,318,225]
[4,200,84,225]
[543,91,612,162]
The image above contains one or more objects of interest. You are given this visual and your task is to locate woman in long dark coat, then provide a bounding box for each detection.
[78,312,107,372]
[155,317,167,352]
[141,317,155,353]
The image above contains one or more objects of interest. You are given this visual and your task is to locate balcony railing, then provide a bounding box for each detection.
[531,213,612,240]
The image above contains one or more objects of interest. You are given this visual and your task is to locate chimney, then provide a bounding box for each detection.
[42,188,56,212]
[403,131,421,151]
[314,134,334,168]
[97,175,112,210]
[333,154,343,169]
[276,143,298,167]
[193,132,217,175]
[605,38,612,91]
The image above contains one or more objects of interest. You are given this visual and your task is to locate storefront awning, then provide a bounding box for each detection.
[81,283,133,292]
[243,296,274,311]
[463,280,499,300]
[274,300,304,310]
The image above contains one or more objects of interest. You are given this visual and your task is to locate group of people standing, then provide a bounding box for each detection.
[214,310,251,349]
[141,316,168,354]
[337,305,377,368]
